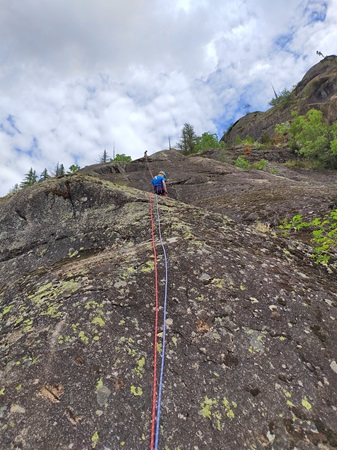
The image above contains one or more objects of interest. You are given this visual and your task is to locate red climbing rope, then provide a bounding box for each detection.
[149,192,159,450]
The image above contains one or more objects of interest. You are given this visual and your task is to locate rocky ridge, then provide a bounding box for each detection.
[221,55,337,145]
[80,149,337,226]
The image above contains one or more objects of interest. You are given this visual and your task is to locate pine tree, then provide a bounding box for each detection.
[39,168,50,181]
[99,149,110,163]
[20,168,37,188]
[55,163,65,177]
[176,123,197,155]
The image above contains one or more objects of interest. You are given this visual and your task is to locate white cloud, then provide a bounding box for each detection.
[0,0,336,196]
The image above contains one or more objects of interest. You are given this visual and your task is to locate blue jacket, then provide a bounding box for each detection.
[151,175,166,187]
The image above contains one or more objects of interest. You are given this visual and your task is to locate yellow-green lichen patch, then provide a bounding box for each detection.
[23,319,33,332]
[199,396,229,430]
[57,334,73,345]
[29,280,79,305]
[25,279,80,324]
[211,278,224,289]
[114,335,146,385]
[30,282,53,300]
[130,385,143,396]
[14,354,39,367]
[40,304,62,318]
[133,357,146,378]
[223,397,237,419]
[199,396,237,431]
[16,384,23,391]
[78,331,89,344]
[141,261,155,273]
[200,397,217,419]
[85,300,103,310]
[302,397,312,411]
[96,378,103,390]
[91,317,105,327]
[92,431,99,448]
[1,304,13,318]
[0,388,5,395]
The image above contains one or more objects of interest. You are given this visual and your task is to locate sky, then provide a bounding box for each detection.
[0,0,336,196]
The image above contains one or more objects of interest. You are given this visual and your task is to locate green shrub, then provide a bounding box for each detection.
[111,154,132,162]
[235,156,251,170]
[269,88,295,107]
[253,159,268,171]
[242,136,254,145]
[195,132,225,153]
[276,109,337,169]
[279,209,337,265]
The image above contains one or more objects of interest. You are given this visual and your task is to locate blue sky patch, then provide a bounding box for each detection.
[7,114,21,134]
[0,115,21,137]
[304,1,327,24]
[275,31,295,50]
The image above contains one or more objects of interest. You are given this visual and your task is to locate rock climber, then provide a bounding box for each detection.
[151,170,168,196]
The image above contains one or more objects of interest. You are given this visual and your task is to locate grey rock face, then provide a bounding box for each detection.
[0,170,337,449]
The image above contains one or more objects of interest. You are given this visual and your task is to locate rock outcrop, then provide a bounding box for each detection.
[222,55,337,146]
[80,149,337,226]
[1,162,337,449]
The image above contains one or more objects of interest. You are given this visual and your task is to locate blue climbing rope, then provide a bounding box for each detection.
[154,194,169,450]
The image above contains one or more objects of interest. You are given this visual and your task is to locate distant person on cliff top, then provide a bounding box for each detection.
[151,170,168,196]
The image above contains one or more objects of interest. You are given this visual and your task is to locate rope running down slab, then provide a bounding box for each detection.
[154,193,169,450]
[149,192,160,450]
[149,192,169,450]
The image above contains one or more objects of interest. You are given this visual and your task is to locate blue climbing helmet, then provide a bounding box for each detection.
[159,170,166,177]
